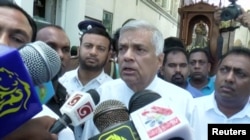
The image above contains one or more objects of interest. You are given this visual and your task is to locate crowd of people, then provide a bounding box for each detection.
[2,0,250,140]
[0,1,74,140]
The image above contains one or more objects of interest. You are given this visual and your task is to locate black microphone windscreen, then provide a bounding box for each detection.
[87,89,100,105]
[128,89,161,114]
[19,41,61,85]
[94,100,129,132]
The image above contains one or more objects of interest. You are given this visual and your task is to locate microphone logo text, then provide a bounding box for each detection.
[77,102,93,119]
[0,67,31,117]
[68,93,82,106]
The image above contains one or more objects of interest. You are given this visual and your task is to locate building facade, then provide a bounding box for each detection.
[14,0,250,48]
[14,0,182,47]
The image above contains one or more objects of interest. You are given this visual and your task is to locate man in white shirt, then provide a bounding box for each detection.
[59,26,113,139]
[59,27,113,95]
[190,47,250,140]
[80,19,194,140]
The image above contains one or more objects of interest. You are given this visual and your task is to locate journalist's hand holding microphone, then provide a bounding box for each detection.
[3,116,58,140]
[0,41,74,140]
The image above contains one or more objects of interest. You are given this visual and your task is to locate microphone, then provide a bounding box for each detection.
[128,89,161,114]
[0,45,42,138]
[129,91,193,140]
[19,41,61,86]
[19,41,61,104]
[49,89,100,134]
[89,99,140,140]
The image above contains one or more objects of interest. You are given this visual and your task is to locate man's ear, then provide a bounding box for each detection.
[70,46,79,59]
[108,49,113,62]
[208,62,211,73]
[159,65,165,76]
[157,53,164,68]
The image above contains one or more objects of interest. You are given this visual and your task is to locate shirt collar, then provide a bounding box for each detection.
[145,75,159,90]
[73,67,109,86]
[204,92,250,119]
[202,77,214,90]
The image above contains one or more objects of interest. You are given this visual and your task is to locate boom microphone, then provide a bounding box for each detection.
[0,45,42,138]
[89,99,140,140]
[19,41,61,86]
[129,91,194,140]
[49,89,100,134]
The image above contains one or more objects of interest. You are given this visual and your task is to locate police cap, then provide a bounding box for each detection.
[78,20,106,32]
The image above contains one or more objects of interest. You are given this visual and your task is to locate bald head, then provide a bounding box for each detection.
[36,26,70,46]
[36,25,71,75]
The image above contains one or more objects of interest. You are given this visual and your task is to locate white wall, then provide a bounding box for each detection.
[14,0,34,17]
[61,0,86,47]
[235,26,250,47]
[84,0,179,38]
[15,0,200,46]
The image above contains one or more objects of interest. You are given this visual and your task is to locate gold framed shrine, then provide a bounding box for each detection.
[178,1,220,75]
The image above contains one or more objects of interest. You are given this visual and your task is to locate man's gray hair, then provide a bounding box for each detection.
[120,19,164,55]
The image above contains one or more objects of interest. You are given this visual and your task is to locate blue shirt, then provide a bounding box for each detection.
[187,77,215,96]
[200,77,215,95]
[185,82,204,98]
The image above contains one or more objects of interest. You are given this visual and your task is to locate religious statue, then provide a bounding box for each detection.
[186,20,208,52]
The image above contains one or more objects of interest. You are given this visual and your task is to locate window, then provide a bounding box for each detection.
[141,0,179,22]
[33,0,46,20]
[162,0,172,12]
[170,0,179,18]
[7,0,15,3]
[102,11,113,35]
[33,0,57,29]
[154,0,162,6]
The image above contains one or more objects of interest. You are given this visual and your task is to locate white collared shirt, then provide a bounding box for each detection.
[58,67,113,140]
[190,92,250,140]
[58,67,113,95]
[81,76,194,140]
